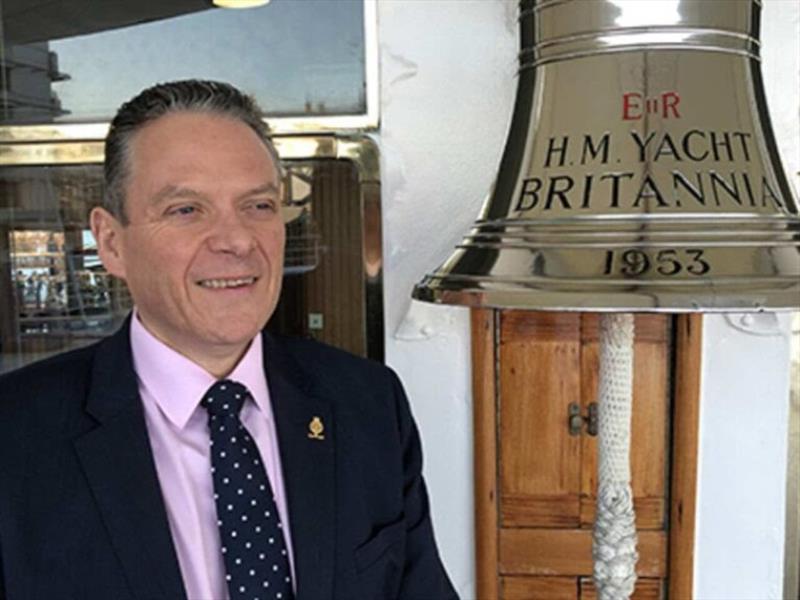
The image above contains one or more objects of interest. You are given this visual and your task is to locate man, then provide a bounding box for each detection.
[0,80,457,600]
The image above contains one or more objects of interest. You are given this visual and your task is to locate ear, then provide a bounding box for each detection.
[90,206,127,280]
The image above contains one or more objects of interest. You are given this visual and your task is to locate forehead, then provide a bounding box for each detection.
[127,110,277,179]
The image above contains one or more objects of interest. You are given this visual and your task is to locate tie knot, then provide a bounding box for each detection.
[201,380,249,418]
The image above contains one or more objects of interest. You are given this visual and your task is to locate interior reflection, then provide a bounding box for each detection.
[0,159,371,374]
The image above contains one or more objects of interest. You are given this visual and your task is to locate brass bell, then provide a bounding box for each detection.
[413,0,800,312]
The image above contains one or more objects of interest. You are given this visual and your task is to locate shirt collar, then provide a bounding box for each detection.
[129,311,268,429]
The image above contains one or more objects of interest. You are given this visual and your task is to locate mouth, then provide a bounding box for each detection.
[196,276,259,289]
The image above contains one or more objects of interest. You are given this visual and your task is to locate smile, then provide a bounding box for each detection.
[197,277,258,289]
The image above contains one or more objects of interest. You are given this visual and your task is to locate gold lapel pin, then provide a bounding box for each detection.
[308,416,325,440]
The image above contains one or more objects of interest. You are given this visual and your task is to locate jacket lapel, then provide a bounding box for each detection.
[73,323,186,600]
[263,334,335,600]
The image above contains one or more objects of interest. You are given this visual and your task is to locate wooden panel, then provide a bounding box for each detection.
[472,309,499,600]
[501,311,581,342]
[502,576,577,600]
[668,314,702,600]
[268,161,367,356]
[580,577,663,600]
[580,314,670,524]
[579,320,600,500]
[504,495,581,528]
[499,312,582,525]
[503,577,665,600]
[305,161,365,356]
[629,315,670,500]
[499,529,667,578]
[579,496,665,531]
[0,224,18,355]
[480,310,693,599]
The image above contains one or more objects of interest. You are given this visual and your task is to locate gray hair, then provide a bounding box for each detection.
[103,79,282,223]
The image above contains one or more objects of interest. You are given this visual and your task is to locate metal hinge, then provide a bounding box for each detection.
[568,402,598,436]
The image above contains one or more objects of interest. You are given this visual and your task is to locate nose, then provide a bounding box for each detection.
[206,211,256,257]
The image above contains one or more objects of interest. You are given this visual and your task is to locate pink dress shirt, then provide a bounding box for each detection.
[130,315,295,600]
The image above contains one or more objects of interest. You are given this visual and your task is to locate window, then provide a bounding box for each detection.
[0,0,377,130]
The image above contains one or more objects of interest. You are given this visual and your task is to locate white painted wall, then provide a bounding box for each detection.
[694,1,800,597]
[694,314,794,599]
[376,1,799,599]
[377,2,516,597]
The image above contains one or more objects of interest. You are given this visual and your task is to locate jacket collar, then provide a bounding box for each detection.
[75,319,187,600]
[77,321,336,600]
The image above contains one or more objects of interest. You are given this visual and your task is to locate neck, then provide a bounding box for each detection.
[134,312,251,379]
[186,348,248,379]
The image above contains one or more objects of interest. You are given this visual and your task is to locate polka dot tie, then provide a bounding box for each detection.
[201,380,294,600]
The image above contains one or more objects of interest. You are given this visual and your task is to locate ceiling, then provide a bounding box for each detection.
[1,0,214,45]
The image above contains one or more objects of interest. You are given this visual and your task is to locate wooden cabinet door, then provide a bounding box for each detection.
[474,309,691,600]
[499,312,583,529]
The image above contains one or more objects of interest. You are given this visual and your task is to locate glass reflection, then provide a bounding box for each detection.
[0,159,369,373]
[0,0,366,124]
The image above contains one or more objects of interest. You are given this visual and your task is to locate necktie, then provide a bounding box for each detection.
[201,380,294,600]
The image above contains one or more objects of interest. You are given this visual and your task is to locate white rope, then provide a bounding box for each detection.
[593,313,638,600]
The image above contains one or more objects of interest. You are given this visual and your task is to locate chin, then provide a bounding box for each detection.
[208,321,265,346]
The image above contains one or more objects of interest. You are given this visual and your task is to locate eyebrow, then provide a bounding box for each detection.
[149,183,280,206]
[149,185,207,206]
[238,183,281,199]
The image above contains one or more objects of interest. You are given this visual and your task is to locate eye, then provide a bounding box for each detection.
[246,198,278,216]
[166,204,198,217]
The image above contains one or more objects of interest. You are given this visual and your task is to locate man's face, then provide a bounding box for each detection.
[91,111,285,366]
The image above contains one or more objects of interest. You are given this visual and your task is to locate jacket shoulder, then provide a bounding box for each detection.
[267,334,399,393]
[0,342,99,415]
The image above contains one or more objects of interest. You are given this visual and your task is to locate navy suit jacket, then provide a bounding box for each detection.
[0,323,457,600]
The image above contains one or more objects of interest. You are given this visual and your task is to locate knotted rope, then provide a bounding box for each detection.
[593,313,638,600]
